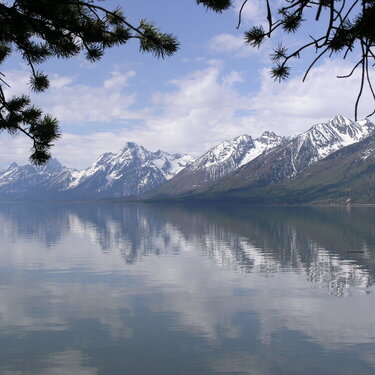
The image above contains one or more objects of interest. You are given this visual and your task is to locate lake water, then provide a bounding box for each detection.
[0,202,374,375]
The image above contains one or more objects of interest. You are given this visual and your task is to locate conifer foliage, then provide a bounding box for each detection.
[0,0,179,164]
[201,0,375,120]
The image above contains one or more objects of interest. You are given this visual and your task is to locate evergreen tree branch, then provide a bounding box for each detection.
[0,0,179,164]
[237,0,374,120]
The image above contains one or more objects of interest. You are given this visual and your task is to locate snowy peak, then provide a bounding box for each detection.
[298,115,374,162]
[40,158,64,174]
[158,115,374,198]
[231,115,375,186]
[311,115,373,141]
[258,131,284,144]
[233,134,253,143]
[104,143,193,179]
[0,141,193,199]
[1,115,373,200]
[328,114,353,126]
[156,131,287,196]
[5,162,18,171]
[95,152,115,166]
[115,143,149,164]
[239,132,287,167]
[191,134,254,171]
[0,158,73,194]
[151,151,194,180]
[66,142,194,197]
[187,131,286,175]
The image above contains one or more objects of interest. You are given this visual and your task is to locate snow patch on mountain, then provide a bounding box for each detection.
[189,131,286,179]
[65,142,194,196]
[0,159,74,194]
[240,132,287,167]
[286,115,374,177]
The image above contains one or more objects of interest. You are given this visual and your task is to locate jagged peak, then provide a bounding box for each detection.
[153,149,164,156]
[233,134,252,142]
[40,158,64,173]
[301,115,375,143]
[306,116,355,135]
[45,158,62,167]
[117,142,152,160]
[261,131,277,137]
[0,162,18,175]
[94,152,115,165]
[258,131,283,140]
[116,142,144,155]
[328,115,353,125]
[121,141,139,150]
[209,134,253,152]
[7,162,18,170]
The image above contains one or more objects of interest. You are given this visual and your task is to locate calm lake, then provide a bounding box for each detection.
[0,202,374,374]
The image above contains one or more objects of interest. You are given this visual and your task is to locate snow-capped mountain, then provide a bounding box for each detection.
[67,142,193,197]
[0,159,74,197]
[193,132,286,174]
[152,115,374,199]
[194,133,375,204]
[192,115,375,197]
[0,143,193,199]
[288,115,374,172]
[0,115,373,201]
[237,115,375,185]
[155,131,287,195]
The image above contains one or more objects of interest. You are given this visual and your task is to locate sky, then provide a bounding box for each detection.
[0,0,374,169]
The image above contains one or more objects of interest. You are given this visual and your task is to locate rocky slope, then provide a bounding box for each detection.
[153,115,374,200]
[175,134,375,204]
[155,132,286,195]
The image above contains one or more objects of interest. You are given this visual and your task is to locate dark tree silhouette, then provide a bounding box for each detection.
[0,0,179,164]
[203,0,374,120]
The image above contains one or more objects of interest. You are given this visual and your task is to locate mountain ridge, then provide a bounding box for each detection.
[154,131,287,196]
[0,115,373,202]
[151,115,374,200]
[163,134,375,205]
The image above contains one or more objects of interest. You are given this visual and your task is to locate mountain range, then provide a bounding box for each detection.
[0,144,193,199]
[0,115,374,203]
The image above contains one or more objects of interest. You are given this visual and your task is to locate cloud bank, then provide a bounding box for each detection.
[0,58,373,170]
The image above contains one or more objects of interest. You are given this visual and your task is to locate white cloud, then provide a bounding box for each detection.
[249,58,375,135]
[0,135,31,167]
[50,62,253,168]
[49,75,74,89]
[131,61,253,155]
[209,33,253,57]
[44,70,141,123]
[129,58,374,154]
[233,0,268,26]
[0,58,373,170]
[2,67,141,124]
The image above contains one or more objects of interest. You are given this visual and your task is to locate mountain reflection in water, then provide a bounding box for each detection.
[0,203,374,375]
